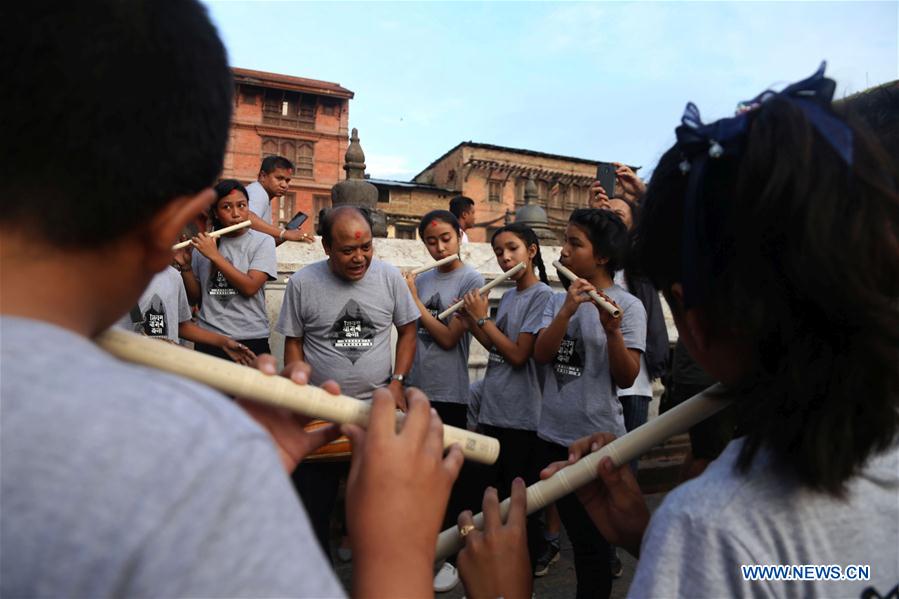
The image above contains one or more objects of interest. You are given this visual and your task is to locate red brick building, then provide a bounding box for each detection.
[221,68,354,233]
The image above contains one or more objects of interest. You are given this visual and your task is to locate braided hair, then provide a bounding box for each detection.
[490,222,549,285]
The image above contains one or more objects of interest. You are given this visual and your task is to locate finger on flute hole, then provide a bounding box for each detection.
[254,355,277,375]
[601,457,615,474]
[320,379,341,396]
[289,368,308,385]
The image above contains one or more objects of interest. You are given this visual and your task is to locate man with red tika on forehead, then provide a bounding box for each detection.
[276,205,419,558]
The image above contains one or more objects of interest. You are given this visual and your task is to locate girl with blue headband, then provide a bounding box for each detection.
[454,64,899,598]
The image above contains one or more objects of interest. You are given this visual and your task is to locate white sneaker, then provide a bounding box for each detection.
[433,561,460,592]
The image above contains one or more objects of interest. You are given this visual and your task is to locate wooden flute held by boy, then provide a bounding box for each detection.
[438,262,526,320]
[171,219,252,250]
[553,260,622,318]
[410,254,460,276]
[434,384,730,560]
[95,328,500,465]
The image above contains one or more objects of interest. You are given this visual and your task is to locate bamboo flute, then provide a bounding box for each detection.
[410,255,460,276]
[95,328,500,465]
[172,220,252,250]
[434,384,729,560]
[438,262,526,320]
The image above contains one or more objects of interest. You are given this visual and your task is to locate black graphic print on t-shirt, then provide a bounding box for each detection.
[207,269,237,302]
[487,314,508,366]
[138,294,167,337]
[552,333,584,388]
[418,293,442,348]
[329,299,376,364]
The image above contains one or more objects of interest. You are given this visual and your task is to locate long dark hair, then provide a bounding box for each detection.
[490,223,549,285]
[636,97,899,495]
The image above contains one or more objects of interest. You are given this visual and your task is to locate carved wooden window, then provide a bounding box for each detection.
[395,225,416,240]
[297,143,314,178]
[488,180,503,202]
[240,86,258,105]
[320,98,340,116]
[262,89,315,130]
[261,137,314,179]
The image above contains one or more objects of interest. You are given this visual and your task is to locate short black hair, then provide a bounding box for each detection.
[567,208,629,276]
[0,1,233,247]
[316,206,373,246]
[449,196,475,219]
[418,210,461,239]
[636,97,899,495]
[260,155,295,174]
[210,180,249,228]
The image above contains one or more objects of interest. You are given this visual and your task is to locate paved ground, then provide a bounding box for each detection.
[331,493,667,598]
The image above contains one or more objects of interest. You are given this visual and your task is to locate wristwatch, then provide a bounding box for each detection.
[390,374,406,385]
[476,316,491,327]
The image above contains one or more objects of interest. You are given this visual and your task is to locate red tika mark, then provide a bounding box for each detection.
[354,231,362,239]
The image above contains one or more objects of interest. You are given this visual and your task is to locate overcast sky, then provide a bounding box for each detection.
[204,1,897,180]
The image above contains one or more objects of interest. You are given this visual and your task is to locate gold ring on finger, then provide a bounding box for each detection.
[458,523,476,538]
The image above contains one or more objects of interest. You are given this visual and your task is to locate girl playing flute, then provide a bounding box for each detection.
[404,210,484,428]
[459,222,554,570]
[403,209,484,592]
[178,180,278,358]
[532,208,646,598]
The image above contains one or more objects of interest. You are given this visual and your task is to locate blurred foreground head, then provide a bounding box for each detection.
[0,1,233,247]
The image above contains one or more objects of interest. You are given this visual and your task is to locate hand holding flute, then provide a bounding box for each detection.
[553,260,622,318]
[172,219,251,250]
[95,328,500,465]
[435,385,729,560]
[439,262,526,320]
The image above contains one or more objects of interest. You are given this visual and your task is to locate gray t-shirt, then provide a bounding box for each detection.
[631,438,899,598]
[407,265,484,404]
[537,285,646,447]
[246,180,272,223]
[276,259,419,400]
[116,266,191,341]
[192,229,277,339]
[0,317,344,598]
[478,282,553,431]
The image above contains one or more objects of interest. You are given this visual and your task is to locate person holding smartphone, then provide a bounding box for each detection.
[245,155,315,245]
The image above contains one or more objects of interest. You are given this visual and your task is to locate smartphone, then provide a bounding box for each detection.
[285,211,308,230]
[596,163,616,199]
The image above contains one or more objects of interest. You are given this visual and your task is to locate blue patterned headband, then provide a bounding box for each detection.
[675,62,854,308]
